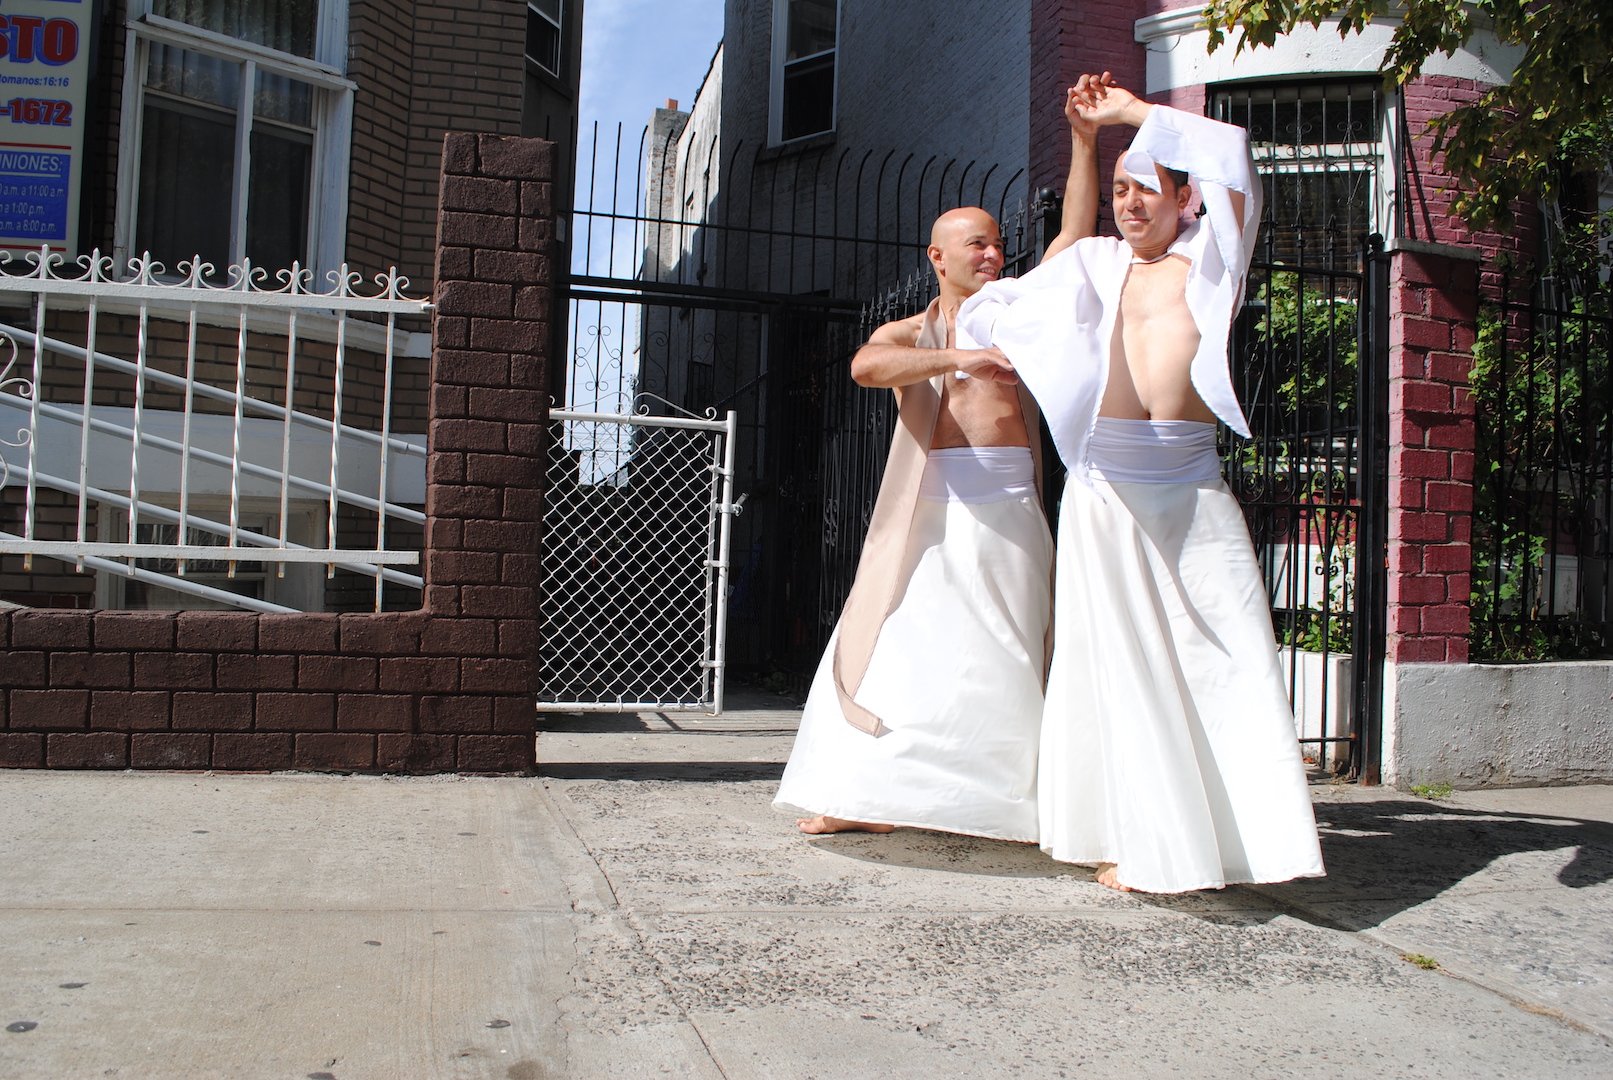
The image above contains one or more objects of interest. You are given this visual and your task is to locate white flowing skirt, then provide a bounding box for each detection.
[1040,472,1326,891]
[774,481,1052,842]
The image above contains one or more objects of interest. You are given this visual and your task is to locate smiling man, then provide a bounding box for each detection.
[958,78,1325,893]
[773,83,1106,840]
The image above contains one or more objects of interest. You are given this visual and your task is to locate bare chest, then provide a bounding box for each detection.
[1117,263,1199,368]
[931,375,1029,449]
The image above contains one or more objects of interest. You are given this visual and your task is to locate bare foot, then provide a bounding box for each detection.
[796,815,896,835]
[1095,863,1132,892]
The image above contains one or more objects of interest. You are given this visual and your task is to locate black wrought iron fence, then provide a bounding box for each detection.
[1471,269,1613,660]
[564,120,1037,679]
[1229,235,1386,774]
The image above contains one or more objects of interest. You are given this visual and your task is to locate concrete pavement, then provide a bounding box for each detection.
[1,696,1610,1078]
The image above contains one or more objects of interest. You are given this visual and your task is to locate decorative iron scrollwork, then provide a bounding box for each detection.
[0,330,32,491]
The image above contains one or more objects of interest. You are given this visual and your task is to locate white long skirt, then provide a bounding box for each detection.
[774,480,1052,842]
[1040,473,1326,891]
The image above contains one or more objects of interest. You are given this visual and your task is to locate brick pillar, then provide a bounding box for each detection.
[425,132,554,770]
[1385,240,1479,664]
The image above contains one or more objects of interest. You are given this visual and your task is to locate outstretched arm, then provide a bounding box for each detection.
[851,313,1017,388]
[1042,73,1109,262]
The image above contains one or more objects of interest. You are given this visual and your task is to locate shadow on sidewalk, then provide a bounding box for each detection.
[1255,798,1613,928]
[790,829,1240,914]
[782,797,1613,927]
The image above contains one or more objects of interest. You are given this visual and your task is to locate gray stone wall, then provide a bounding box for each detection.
[1387,661,1613,788]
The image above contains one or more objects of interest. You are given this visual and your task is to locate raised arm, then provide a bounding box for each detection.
[1041,73,1108,262]
[1093,84,1258,239]
[851,313,1017,388]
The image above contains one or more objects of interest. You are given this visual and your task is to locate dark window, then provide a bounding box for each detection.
[152,0,319,58]
[527,0,562,77]
[778,0,835,141]
[135,35,319,275]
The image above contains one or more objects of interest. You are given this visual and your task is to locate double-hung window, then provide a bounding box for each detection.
[116,1,353,278]
[770,0,837,144]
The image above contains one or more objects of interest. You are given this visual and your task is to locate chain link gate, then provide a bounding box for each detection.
[536,406,741,713]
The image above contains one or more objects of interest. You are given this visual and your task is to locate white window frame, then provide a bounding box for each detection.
[113,1,355,280]
[768,0,839,146]
[526,0,563,79]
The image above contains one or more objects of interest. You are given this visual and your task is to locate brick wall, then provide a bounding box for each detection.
[394,1,528,295]
[344,0,532,293]
[82,1,127,253]
[346,0,420,281]
[1398,76,1540,282]
[0,134,555,774]
[1029,0,1149,202]
[1385,242,1479,664]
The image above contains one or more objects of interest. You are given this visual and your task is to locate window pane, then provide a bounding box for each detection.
[786,0,835,61]
[254,69,313,128]
[531,0,561,22]
[152,0,319,58]
[247,126,312,272]
[1266,170,1374,257]
[136,100,233,272]
[146,43,240,109]
[527,6,560,74]
[781,53,833,140]
[128,521,268,608]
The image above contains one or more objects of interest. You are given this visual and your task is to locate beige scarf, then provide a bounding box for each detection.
[832,298,1045,735]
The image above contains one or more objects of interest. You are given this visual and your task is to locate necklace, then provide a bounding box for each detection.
[1130,250,1173,265]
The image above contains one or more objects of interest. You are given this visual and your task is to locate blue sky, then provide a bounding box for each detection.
[566,3,724,414]
[578,1,725,150]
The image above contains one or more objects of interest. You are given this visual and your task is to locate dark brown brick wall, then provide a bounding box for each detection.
[0,135,554,775]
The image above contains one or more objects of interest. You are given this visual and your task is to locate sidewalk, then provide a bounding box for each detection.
[1,698,1610,1079]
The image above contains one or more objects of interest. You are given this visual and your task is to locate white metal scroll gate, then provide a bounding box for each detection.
[536,406,741,713]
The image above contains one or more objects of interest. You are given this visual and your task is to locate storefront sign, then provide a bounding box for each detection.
[0,0,90,254]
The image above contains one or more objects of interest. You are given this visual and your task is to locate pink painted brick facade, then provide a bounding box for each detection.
[1029,0,1149,204]
[0,134,554,774]
[1385,245,1481,663]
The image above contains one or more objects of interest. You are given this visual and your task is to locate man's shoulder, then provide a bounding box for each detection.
[873,310,928,346]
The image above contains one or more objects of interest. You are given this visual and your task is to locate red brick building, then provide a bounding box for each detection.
[80,0,581,295]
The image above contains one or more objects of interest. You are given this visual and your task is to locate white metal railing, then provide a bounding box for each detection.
[0,248,433,612]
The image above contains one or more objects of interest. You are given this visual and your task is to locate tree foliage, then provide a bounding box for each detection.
[1199,0,1613,228]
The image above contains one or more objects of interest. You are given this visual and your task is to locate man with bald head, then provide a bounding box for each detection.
[774,83,1105,840]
